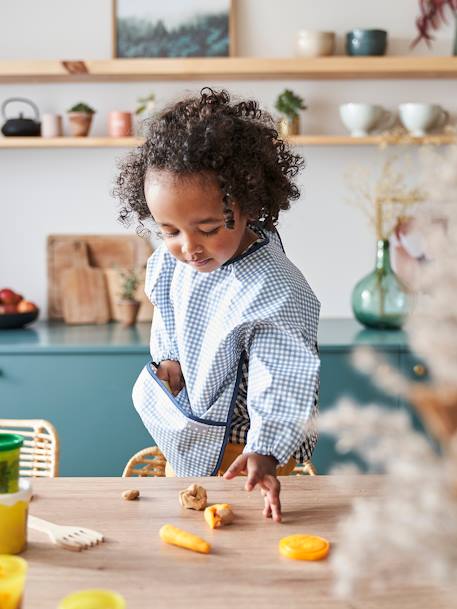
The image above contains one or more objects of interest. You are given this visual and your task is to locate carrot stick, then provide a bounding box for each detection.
[159,524,211,554]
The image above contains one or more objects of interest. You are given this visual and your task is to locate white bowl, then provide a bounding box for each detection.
[296,30,336,57]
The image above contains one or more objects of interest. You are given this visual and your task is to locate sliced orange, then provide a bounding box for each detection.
[279,534,330,561]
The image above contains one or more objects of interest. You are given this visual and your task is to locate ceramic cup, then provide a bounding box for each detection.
[296,30,336,57]
[108,111,133,137]
[41,113,63,138]
[339,103,394,137]
[346,29,387,56]
[399,103,449,136]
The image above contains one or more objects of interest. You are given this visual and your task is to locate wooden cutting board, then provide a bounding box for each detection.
[47,234,153,319]
[60,241,110,325]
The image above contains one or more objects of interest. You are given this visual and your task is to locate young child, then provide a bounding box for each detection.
[115,88,320,523]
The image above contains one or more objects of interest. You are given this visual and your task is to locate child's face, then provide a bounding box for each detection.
[145,171,255,272]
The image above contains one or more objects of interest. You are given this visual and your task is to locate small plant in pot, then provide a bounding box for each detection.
[117,267,141,327]
[274,89,307,138]
[134,91,155,136]
[67,102,96,137]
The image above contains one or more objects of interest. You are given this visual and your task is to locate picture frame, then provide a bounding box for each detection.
[112,0,236,58]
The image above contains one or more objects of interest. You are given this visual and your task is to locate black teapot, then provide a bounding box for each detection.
[1,97,41,136]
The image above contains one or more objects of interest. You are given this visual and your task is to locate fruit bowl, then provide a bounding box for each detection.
[0,309,39,330]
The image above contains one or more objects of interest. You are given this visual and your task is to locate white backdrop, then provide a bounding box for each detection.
[0,0,455,318]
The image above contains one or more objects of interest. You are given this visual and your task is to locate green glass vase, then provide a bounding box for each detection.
[351,239,409,330]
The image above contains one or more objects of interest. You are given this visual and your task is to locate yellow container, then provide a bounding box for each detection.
[0,555,28,609]
[0,434,24,494]
[0,479,32,554]
[58,589,126,609]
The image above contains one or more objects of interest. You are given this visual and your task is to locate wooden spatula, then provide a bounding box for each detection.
[60,241,110,324]
[29,515,104,552]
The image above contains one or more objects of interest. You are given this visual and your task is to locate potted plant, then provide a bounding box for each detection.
[274,89,307,138]
[117,267,141,326]
[412,0,457,54]
[67,102,96,137]
[134,92,155,136]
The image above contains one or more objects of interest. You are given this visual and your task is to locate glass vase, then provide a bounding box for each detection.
[351,239,409,330]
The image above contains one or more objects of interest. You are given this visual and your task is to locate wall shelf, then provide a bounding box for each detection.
[1,57,457,83]
[1,134,456,149]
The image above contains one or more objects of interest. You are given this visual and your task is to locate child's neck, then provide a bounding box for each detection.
[234,225,261,258]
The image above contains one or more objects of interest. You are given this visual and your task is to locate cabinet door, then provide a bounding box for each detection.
[314,349,400,474]
[0,353,152,476]
[399,352,433,440]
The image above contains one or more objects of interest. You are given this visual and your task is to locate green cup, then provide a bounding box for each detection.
[0,434,24,494]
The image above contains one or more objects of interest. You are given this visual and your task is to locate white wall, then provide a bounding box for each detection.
[1,0,456,318]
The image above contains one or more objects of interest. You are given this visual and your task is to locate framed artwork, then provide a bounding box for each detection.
[112,0,236,58]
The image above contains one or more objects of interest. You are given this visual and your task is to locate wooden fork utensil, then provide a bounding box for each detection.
[28,515,104,551]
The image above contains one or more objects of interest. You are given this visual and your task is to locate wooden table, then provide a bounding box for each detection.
[23,476,454,609]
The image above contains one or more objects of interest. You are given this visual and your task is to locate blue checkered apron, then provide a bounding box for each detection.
[132,224,320,477]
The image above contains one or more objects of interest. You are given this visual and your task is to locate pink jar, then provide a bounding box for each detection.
[108,111,133,137]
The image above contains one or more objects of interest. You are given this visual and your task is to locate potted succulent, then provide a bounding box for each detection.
[67,102,96,137]
[412,0,457,54]
[134,91,156,136]
[274,89,307,138]
[117,267,141,327]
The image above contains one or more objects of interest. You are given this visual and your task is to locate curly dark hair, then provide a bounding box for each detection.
[114,87,305,233]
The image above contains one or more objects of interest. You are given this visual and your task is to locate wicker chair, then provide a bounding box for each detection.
[292,460,317,476]
[122,445,316,477]
[122,446,166,477]
[0,418,59,477]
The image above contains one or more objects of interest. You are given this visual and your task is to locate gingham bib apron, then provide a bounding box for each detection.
[132,224,320,477]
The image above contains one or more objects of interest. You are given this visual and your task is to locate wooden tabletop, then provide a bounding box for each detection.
[24,476,454,609]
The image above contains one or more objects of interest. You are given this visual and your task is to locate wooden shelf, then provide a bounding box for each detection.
[1,57,457,82]
[0,137,140,148]
[1,134,456,149]
[289,134,457,146]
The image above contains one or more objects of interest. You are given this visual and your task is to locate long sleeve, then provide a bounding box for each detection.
[144,245,179,363]
[243,321,320,466]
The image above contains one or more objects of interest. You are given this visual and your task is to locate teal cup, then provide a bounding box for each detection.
[346,29,387,56]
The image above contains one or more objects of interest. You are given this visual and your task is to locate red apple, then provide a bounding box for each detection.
[1,303,18,314]
[0,288,22,305]
[17,300,38,314]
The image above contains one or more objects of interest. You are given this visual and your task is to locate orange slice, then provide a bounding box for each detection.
[279,534,330,561]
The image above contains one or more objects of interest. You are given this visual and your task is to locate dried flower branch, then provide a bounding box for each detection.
[320,400,457,599]
[412,0,457,47]
[345,156,425,240]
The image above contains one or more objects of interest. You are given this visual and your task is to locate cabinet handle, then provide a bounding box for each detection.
[413,364,426,377]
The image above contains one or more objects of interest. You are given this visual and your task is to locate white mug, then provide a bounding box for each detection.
[41,113,63,138]
[399,103,449,137]
[339,103,394,137]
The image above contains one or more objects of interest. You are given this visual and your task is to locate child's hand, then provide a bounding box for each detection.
[157,360,185,396]
[223,452,282,523]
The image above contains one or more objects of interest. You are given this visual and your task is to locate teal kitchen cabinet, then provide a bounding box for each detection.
[0,320,428,476]
[0,323,152,476]
[314,320,410,474]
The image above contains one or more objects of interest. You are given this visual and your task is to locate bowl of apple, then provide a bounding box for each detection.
[0,288,39,329]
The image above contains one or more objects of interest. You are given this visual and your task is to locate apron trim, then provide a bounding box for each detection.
[210,351,247,476]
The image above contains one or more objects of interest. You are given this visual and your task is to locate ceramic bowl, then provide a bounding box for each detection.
[0,309,39,330]
[346,29,387,56]
[296,30,336,57]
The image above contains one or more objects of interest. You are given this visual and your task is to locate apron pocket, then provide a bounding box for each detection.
[132,363,228,476]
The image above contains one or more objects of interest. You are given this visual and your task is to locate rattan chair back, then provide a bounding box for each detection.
[122,446,166,477]
[0,418,59,477]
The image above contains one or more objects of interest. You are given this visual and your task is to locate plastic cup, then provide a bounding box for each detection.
[0,434,24,494]
[0,479,32,554]
[0,555,28,609]
[58,589,126,609]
